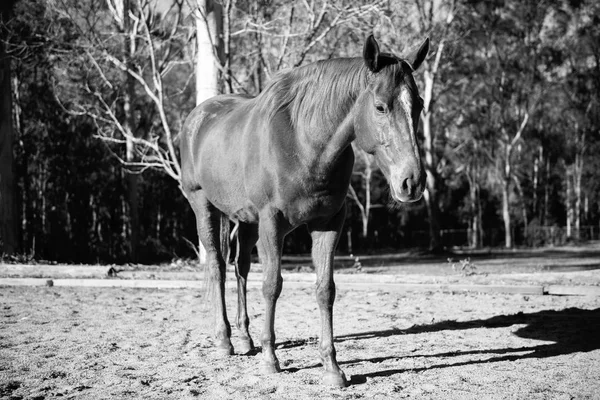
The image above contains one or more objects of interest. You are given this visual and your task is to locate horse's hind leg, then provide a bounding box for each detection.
[234,222,258,354]
[308,206,348,387]
[188,189,233,356]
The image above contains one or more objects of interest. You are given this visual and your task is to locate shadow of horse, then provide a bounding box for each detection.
[278,307,600,384]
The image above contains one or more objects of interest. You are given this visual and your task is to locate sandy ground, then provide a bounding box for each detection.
[1,279,600,400]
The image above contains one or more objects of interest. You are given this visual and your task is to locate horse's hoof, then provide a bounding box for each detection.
[214,344,234,358]
[237,339,255,355]
[260,361,281,374]
[323,371,348,387]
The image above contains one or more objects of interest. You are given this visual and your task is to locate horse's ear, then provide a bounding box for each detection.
[408,38,429,71]
[363,34,380,72]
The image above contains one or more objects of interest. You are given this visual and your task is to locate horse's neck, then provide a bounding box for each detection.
[301,106,356,167]
[294,60,367,166]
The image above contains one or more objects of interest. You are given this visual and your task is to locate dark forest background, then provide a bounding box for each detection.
[1,0,599,264]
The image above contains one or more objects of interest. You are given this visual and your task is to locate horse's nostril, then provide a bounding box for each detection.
[402,178,413,193]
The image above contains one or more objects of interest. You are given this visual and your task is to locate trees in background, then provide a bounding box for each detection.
[550,1,600,240]
[450,0,600,248]
[0,0,18,255]
[53,0,190,260]
[470,1,546,248]
[347,147,384,244]
[411,0,458,251]
[2,0,600,262]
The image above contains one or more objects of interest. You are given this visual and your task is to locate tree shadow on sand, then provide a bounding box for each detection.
[279,308,600,384]
[340,307,600,384]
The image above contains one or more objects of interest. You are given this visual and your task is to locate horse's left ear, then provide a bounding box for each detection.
[408,38,430,71]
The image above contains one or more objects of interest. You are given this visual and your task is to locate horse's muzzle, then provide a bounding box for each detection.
[390,166,425,203]
[391,178,423,202]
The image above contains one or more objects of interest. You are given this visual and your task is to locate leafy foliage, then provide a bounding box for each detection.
[3,0,600,262]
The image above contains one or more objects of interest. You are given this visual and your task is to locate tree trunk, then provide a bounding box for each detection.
[39,158,47,257]
[347,149,380,249]
[421,71,441,251]
[468,166,482,249]
[513,176,528,245]
[476,183,483,247]
[415,3,455,252]
[222,0,233,94]
[0,1,19,255]
[195,0,223,105]
[156,205,161,239]
[584,194,589,224]
[120,178,128,259]
[195,0,223,263]
[89,194,98,243]
[502,177,512,248]
[12,64,26,252]
[502,142,513,248]
[112,0,140,262]
[125,0,139,262]
[533,145,541,218]
[543,157,550,226]
[469,180,477,248]
[565,164,574,239]
[574,144,584,240]
[500,112,528,249]
[123,38,139,262]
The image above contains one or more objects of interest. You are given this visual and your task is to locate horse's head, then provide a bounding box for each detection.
[354,35,429,203]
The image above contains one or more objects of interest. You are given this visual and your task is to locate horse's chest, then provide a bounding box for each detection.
[241,145,353,226]
[283,187,346,225]
[278,159,352,225]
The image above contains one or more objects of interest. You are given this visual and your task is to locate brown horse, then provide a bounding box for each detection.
[180,35,429,387]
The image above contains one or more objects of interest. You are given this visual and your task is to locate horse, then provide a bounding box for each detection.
[179,35,429,387]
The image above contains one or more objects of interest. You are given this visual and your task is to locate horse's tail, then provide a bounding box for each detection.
[203,214,230,306]
[201,212,231,309]
[220,213,231,269]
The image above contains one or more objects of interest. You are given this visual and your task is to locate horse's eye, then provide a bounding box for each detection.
[375,103,387,114]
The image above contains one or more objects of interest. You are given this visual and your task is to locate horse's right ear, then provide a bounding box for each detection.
[363,35,380,72]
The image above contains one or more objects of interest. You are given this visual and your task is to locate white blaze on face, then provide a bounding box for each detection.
[397,86,422,163]
[387,85,423,202]
[399,87,414,135]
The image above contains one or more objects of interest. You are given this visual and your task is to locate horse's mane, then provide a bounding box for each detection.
[254,58,368,133]
[254,56,414,134]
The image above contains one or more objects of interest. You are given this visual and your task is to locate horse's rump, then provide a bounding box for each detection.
[180,94,254,194]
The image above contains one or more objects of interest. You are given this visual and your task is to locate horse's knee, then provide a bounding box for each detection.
[262,274,283,302]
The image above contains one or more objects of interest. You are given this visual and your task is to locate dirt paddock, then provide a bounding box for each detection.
[1,280,600,399]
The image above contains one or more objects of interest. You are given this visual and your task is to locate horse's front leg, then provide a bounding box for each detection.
[257,212,287,373]
[308,206,348,387]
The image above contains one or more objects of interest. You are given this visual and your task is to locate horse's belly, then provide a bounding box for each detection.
[200,175,257,221]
